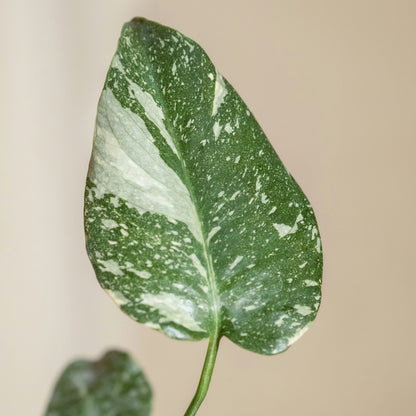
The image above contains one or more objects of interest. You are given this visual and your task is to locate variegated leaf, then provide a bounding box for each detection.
[44,350,152,416]
[85,18,323,354]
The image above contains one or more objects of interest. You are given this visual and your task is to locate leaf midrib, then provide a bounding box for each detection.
[169,115,222,337]
[133,41,222,337]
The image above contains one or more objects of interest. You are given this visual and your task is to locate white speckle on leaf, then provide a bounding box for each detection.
[287,324,311,345]
[212,71,227,116]
[229,255,243,270]
[144,322,161,330]
[101,219,118,229]
[173,283,184,289]
[213,121,222,140]
[304,279,318,287]
[230,190,240,200]
[273,223,292,238]
[105,289,129,306]
[256,178,262,191]
[311,226,318,240]
[110,196,120,207]
[299,262,307,269]
[294,304,313,316]
[208,72,214,80]
[97,259,123,276]
[224,123,233,134]
[244,305,257,312]
[184,39,195,52]
[189,254,207,278]
[275,314,289,327]
[164,326,189,339]
[141,292,204,332]
[273,213,303,238]
[207,226,221,243]
[172,62,177,75]
[234,155,240,164]
[316,237,322,253]
[129,269,151,279]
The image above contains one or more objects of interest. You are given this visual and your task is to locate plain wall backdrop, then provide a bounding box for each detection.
[1,1,415,415]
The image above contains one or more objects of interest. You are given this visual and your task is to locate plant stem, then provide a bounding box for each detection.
[184,330,221,416]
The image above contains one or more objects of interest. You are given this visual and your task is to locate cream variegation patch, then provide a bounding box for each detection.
[88,88,203,243]
[141,292,205,333]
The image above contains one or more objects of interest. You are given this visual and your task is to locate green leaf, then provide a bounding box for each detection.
[44,350,152,416]
[85,18,323,355]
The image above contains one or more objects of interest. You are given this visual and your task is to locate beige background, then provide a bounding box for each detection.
[1,1,415,415]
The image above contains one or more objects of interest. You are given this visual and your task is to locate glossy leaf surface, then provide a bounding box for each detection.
[85,18,323,354]
[44,350,152,416]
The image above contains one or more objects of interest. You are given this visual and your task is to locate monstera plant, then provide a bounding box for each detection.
[45,18,322,416]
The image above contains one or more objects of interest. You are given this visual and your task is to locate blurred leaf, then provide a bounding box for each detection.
[44,350,152,416]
